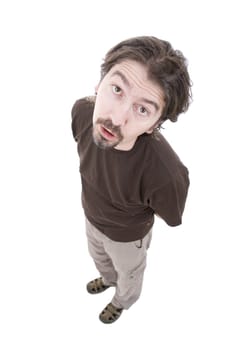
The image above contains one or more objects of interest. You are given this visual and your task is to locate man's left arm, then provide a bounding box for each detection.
[148,167,190,226]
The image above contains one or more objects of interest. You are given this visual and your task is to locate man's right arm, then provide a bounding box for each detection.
[71,99,81,142]
[71,96,95,142]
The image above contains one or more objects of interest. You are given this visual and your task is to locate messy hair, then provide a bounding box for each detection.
[100,36,192,126]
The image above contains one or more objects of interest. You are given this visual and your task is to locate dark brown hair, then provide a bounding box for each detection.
[100,36,192,125]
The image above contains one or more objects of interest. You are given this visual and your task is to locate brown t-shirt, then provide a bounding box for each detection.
[71,96,190,242]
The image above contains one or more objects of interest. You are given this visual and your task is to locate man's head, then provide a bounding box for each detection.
[92,36,192,151]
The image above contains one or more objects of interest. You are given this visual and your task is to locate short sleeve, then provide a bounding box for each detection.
[71,97,95,142]
[148,167,190,226]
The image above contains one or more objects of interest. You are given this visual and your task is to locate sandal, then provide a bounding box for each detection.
[86,277,110,294]
[99,303,123,324]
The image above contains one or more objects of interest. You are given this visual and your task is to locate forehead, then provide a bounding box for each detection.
[109,60,148,81]
[106,60,165,107]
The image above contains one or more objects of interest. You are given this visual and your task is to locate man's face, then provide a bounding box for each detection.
[92,60,165,151]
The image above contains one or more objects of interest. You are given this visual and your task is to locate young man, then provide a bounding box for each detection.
[71,36,192,324]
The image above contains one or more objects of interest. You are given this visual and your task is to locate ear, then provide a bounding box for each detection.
[146,128,154,135]
[146,120,160,134]
[95,84,100,95]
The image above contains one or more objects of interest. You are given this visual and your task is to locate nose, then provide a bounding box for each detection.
[111,102,130,127]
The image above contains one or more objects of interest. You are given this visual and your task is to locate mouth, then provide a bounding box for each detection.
[100,125,116,140]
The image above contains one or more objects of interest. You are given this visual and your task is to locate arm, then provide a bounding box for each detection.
[71,96,95,142]
[148,167,190,226]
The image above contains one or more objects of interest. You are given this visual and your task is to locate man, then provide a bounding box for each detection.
[71,36,192,324]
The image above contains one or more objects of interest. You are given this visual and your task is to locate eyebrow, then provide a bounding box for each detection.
[110,70,160,112]
[110,70,132,88]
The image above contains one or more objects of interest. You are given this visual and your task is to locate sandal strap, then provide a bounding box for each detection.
[87,277,110,294]
[99,303,123,323]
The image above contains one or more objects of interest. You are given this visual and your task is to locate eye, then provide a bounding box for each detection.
[112,85,122,95]
[138,105,149,116]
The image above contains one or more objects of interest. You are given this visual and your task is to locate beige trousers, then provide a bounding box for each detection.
[85,218,152,310]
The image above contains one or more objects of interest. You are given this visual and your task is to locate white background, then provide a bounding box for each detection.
[0,0,232,349]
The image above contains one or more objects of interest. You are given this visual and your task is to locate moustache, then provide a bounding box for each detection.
[96,118,122,136]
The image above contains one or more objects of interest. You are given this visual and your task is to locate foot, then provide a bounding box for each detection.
[99,303,123,324]
[86,277,110,294]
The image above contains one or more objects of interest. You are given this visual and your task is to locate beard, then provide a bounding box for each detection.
[92,118,124,150]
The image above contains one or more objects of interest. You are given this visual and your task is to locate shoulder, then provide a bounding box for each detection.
[144,130,189,185]
[71,96,96,119]
[71,96,96,141]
